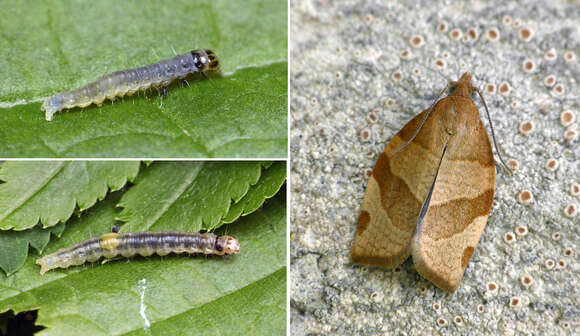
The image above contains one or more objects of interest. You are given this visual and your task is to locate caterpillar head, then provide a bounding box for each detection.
[215,236,241,255]
[191,49,220,72]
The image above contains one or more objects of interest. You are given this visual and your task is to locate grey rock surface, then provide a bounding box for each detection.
[290,0,579,335]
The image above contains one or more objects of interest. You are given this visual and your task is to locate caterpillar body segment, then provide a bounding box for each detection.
[41,49,220,121]
[36,231,240,274]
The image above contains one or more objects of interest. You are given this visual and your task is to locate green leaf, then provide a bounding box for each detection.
[0,0,287,158]
[0,189,286,336]
[223,161,286,223]
[117,161,268,232]
[0,161,140,231]
[0,224,65,276]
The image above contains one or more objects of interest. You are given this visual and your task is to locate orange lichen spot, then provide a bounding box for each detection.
[515,226,528,237]
[432,302,441,311]
[438,22,448,32]
[485,83,496,94]
[543,75,556,87]
[360,128,371,141]
[503,232,516,244]
[391,71,403,81]
[477,304,485,313]
[502,16,512,26]
[400,49,412,60]
[564,127,578,141]
[563,204,578,218]
[560,110,575,127]
[100,232,120,250]
[552,84,565,96]
[544,158,559,171]
[412,68,420,76]
[384,98,396,107]
[570,183,580,196]
[564,51,576,62]
[518,27,534,42]
[557,259,567,268]
[506,159,519,172]
[561,321,570,329]
[545,259,555,269]
[410,35,424,48]
[522,59,535,73]
[510,296,520,308]
[563,248,573,257]
[486,28,500,42]
[512,19,522,28]
[367,111,378,123]
[449,28,462,40]
[461,35,470,42]
[437,318,447,327]
[328,145,336,154]
[499,82,511,95]
[520,275,533,288]
[519,121,534,135]
[544,49,557,61]
[487,282,498,293]
[434,58,446,69]
[365,168,373,178]
[442,52,450,59]
[492,200,500,209]
[453,316,464,326]
[335,72,342,79]
[552,232,561,240]
[517,190,533,204]
[467,28,478,40]
[511,101,519,109]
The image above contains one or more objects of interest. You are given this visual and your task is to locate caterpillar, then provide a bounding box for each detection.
[36,231,240,274]
[41,49,220,121]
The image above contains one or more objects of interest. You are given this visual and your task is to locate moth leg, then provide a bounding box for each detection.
[201,72,208,79]
[182,79,190,87]
[162,86,168,99]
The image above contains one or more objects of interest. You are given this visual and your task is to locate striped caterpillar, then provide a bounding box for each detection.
[36,231,240,274]
[41,49,220,121]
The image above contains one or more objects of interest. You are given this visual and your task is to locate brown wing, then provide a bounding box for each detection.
[350,99,453,267]
[411,96,496,293]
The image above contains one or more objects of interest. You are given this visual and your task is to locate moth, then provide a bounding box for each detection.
[41,49,220,121]
[36,231,240,274]
[351,72,507,293]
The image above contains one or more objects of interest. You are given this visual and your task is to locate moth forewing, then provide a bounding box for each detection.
[351,72,496,293]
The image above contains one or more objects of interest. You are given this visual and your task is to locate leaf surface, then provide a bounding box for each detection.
[0,161,140,230]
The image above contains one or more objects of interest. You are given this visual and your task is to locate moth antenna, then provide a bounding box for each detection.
[389,83,451,156]
[474,87,511,174]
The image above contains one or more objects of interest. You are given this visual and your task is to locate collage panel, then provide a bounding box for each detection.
[0,0,287,158]
[0,160,286,335]
[290,1,579,335]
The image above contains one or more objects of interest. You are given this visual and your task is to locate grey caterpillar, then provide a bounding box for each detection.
[36,231,240,274]
[41,49,220,121]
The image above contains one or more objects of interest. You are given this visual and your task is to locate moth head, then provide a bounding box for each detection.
[190,49,220,72]
[215,236,240,255]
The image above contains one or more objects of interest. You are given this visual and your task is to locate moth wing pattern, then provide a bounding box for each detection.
[411,96,495,293]
[351,72,496,293]
[350,107,447,267]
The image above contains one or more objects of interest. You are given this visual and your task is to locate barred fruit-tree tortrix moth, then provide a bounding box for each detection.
[350,72,505,293]
[41,49,220,121]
